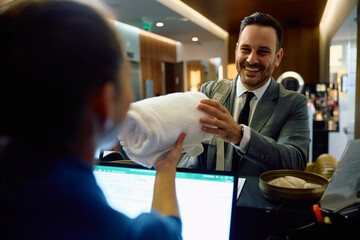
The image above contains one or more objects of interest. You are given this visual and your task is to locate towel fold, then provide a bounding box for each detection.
[119,92,213,168]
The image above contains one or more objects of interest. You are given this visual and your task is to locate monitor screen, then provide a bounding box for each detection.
[93,163,236,240]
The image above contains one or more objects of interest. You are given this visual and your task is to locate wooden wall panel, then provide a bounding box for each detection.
[228,33,238,64]
[140,58,163,96]
[139,32,176,98]
[273,27,320,84]
[186,61,205,92]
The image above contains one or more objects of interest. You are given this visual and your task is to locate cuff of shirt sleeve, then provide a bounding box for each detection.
[232,125,251,153]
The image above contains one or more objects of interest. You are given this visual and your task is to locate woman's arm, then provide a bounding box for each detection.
[151,132,186,217]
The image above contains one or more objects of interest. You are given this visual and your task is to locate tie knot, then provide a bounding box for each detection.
[245,91,255,104]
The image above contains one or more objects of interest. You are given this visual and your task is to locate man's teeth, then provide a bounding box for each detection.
[245,66,259,72]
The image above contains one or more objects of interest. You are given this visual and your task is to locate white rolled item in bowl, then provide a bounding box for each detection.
[119,91,214,168]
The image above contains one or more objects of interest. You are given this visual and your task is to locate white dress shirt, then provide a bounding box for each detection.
[223,76,271,171]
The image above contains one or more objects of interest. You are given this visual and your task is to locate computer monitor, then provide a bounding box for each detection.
[93,162,237,240]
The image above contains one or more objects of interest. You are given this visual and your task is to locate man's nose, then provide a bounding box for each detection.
[247,52,259,65]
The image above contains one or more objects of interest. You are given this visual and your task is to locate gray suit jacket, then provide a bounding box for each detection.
[199,76,310,176]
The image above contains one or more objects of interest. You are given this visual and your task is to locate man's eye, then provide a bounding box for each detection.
[259,50,271,55]
[240,48,250,52]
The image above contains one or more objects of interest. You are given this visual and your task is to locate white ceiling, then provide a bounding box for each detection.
[99,0,222,43]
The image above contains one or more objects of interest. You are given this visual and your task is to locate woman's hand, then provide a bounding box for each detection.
[152,132,187,217]
[154,132,187,172]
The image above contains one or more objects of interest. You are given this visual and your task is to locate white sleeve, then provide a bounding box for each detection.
[231,124,251,153]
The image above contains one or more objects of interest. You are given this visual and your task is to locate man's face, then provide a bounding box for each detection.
[235,25,283,90]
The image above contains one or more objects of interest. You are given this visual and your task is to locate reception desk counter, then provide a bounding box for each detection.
[232,176,359,240]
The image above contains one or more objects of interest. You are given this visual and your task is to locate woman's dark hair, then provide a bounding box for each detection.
[239,12,283,51]
[0,0,124,150]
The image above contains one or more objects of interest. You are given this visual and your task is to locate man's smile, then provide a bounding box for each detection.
[244,66,261,72]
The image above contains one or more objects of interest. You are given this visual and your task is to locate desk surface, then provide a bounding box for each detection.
[233,176,319,240]
[236,176,315,210]
[232,176,359,240]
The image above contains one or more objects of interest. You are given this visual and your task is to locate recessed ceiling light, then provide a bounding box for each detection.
[156,22,164,27]
[192,37,199,42]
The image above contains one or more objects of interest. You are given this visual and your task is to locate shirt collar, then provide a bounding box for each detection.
[236,75,271,101]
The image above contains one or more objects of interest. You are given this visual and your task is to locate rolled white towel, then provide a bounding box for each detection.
[119,92,213,168]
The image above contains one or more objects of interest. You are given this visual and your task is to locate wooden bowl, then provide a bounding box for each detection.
[259,169,328,202]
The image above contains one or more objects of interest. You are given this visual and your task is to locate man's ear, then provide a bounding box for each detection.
[235,42,239,56]
[92,82,116,127]
[275,48,284,67]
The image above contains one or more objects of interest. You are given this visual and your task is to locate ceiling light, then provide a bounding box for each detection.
[156,22,164,27]
[192,37,199,42]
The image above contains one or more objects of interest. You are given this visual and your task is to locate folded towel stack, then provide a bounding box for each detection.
[119,91,213,168]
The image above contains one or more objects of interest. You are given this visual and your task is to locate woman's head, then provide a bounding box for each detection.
[0,0,132,151]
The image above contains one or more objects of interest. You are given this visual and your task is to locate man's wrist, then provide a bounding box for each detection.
[234,125,243,145]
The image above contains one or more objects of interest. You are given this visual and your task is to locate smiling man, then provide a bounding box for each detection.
[181,12,310,176]
[237,24,283,91]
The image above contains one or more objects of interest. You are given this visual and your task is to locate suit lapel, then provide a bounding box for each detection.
[250,78,279,132]
[226,76,238,115]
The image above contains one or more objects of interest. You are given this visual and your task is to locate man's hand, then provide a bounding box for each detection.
[197,99,243,144]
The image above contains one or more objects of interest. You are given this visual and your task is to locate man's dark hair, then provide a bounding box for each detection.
[240,12,283,51]
[0,0,124,150]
